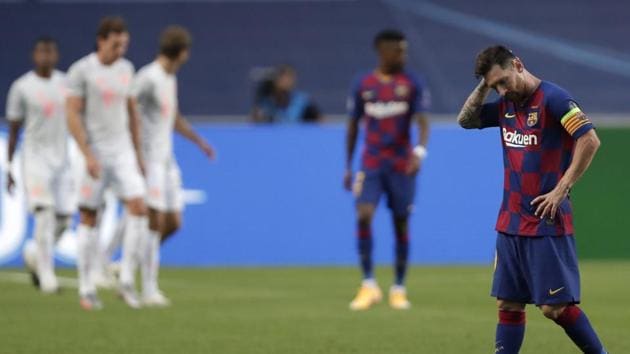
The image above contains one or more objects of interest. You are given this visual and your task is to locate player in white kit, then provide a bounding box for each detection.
[131,26,215,306]
[66,17,147,310]
[5,37,77,294]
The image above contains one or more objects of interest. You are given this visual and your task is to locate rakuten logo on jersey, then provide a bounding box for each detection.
[365,101,409,119]
[502,128,539,148]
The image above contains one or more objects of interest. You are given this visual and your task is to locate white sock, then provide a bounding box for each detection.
[77,224,97,296]
[105,211,127,260]
[119,214,147,287]
[362,278,378,288]
[34,208,57,291]
[142,229,161,296]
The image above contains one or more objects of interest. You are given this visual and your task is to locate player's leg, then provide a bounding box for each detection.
[161,211,181,243]
[496,299,527,354]
[114,154,148,309]
[491,233,531,353]
[32,206,58,293]
[22,159,58,293]
[76,206,102,310]
[383,170,415,309]
[349,170,382,310]
[76,168,108,310]
[530,236,607,354]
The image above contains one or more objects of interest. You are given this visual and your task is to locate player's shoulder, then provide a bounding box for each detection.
[541,80,574,103]
[11,71,35,88]
[400,70,427,88]
[68,53,94,72]
[116,57,135,73]
[351,71,377,89]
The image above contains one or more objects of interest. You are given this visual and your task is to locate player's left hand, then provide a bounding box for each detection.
[199,141,216,160]
[531,187,569,220]
[406,155,422,175]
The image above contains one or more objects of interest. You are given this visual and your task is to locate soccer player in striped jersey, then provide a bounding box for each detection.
[344,30,430,311]
[458,45,607,354]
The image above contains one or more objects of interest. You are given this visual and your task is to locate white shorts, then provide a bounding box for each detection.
[145,158,183,212]
[79,152,146,210]
[22,157,78,215]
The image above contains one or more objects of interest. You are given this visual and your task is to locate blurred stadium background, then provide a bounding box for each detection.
[0,0,628,353]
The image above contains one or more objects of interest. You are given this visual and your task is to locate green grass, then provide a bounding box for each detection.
[0,262,628,354]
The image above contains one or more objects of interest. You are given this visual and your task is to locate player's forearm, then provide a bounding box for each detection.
[457,80,490,129]
[66,101,92,159]
[556,130,600,193]
[345,120,359,169]
[416,113,430,147]
[7,121,22,164]
[127,99,143,161]
[175,114,204,146]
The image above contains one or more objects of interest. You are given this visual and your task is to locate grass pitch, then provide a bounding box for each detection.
[0,262,628,354]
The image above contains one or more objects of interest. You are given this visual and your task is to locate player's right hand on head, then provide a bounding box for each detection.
[343,169,353,191]
[86,155,101,179]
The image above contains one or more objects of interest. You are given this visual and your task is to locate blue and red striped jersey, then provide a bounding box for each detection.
[348,71,429,173]
[479,81,594,236]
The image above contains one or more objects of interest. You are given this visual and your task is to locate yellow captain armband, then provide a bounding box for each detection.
[560,107,591,136]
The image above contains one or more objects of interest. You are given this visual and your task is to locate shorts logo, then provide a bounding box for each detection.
[548,286,565,295]
[527,112,539,127]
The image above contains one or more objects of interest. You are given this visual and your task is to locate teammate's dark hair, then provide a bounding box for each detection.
[33,36,57,48]
[96,16,127,39]
[474,45,516,79]
[373,29,405,49]
[159,25,192,60]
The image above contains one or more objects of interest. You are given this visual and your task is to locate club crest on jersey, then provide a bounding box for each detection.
[394,84,409,98]
[527,112,539,127]
[361,90,375,100]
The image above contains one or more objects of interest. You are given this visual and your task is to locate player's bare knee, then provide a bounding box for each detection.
[126,198,147,216]
[496,299,526,312]
[357,204,375,224]
[79,208,98,227]
[163,212,181,236]
[540,304,567,320]
[148,208,163,231]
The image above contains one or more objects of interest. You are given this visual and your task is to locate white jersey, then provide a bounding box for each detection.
[131,60,177,162]
[5,70,69,164]
[66,53,135,158]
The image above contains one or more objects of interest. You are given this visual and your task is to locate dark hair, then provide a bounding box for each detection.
[97,16,127,39]
[373,29,405,49]
[474,45,516,78]
[33,36,57,48]
[159,25,192,59]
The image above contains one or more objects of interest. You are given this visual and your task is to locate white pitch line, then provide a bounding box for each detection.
[0,271,78,288]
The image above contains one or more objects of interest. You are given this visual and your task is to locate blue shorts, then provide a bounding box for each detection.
[354,168,416,218]
[491,232,581,306]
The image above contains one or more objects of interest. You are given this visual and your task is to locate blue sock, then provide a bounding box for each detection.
[495,310,525,354]
[357,223,373,279]
[554,305,605,354]
[394,232,409,286]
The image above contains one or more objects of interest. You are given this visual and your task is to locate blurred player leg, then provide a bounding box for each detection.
[118,197,146,309]
[141,208,169,307]
[77,210,102,310]
[385,171,415,310]
[32,207,58,293]
[349,171,383,311]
